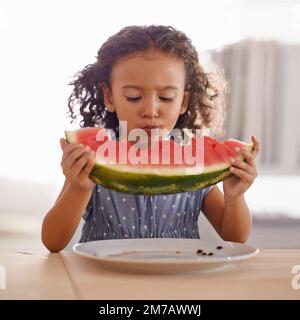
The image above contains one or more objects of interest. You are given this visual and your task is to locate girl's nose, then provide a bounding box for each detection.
[141,100,159,119]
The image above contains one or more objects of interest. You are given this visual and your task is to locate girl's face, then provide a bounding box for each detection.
[102,50,189,138]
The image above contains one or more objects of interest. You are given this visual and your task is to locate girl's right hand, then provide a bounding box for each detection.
[60,138,96,191]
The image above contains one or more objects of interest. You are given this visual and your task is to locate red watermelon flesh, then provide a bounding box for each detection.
[74,127,108,152]
[65,127,252,195]
[66,128,250,167]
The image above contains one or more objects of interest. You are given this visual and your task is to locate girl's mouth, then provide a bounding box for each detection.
[142,126,160,134]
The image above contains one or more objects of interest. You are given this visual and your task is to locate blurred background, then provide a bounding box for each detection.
[0,0,299,250]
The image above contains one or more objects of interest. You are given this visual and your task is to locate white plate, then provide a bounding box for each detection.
[73,238,259,273]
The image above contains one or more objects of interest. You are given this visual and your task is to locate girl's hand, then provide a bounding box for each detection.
[223,136,260,199]
[60,138,96,191]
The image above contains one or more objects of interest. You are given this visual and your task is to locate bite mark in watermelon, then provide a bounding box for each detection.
[65,127,253,195]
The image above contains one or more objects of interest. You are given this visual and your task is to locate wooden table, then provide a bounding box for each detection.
[0,249,299,299]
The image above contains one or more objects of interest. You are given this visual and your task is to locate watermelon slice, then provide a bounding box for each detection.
[65,127,252,195]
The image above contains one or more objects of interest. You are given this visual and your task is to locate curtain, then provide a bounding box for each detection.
[209,39,300,173]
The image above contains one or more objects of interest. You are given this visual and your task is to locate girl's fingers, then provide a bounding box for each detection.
[63,146,89,171]
[251,135,260,158]
[69,152,91,177]
[61,144,82,162]
[68,146,90,164]
[60,138,67,150]
[230,158,255,175]
[79,157,95,179]
[237,148,255,167]
[229,167,256,183]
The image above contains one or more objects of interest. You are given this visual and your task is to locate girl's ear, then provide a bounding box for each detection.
[180,91,190,115]
[101,84,115,112]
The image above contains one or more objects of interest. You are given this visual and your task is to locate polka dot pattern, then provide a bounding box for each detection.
[79,184,213,243]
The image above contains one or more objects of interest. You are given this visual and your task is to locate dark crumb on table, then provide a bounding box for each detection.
[216,246,223,250]
[196,249,203,254]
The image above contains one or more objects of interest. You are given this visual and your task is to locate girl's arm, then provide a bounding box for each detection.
[202,136,259,243]
[54,177,70,204]
[202,186,252,243]
[41,138,95,252]
[41,182,93,252]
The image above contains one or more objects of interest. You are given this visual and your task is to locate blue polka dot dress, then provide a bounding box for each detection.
[79,184,213,242]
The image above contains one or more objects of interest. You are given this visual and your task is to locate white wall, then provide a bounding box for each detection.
[1,0,299,184]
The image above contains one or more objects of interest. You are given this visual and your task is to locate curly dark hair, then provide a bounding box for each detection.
[67,25,227,136]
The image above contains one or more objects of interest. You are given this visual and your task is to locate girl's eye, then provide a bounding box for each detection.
[126,97,141,102]
[126,96,174,102]
[160,97,173,102]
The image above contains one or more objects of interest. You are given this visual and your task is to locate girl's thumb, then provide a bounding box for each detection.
[60,138,66,150]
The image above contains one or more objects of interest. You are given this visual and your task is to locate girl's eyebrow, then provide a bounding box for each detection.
[121,85,179,90]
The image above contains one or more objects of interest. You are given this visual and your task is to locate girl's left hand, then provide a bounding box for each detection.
[223,136,260,199]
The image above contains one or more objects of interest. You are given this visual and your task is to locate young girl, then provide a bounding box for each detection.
[41,25,259,252]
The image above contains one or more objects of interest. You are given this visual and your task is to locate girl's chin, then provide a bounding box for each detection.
[131,128,171,138]
[120,127,173,147]
[133,135,160,149]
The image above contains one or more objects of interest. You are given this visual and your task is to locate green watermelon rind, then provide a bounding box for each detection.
[65,130,78,144]
[90,164,231,195]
